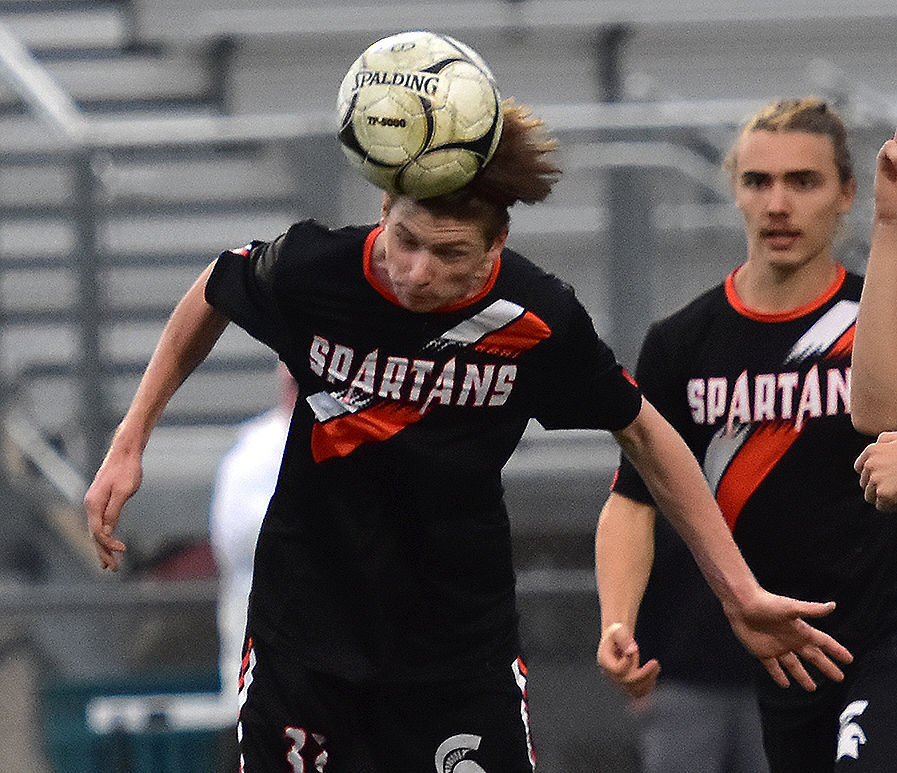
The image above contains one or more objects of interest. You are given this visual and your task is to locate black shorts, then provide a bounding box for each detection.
[237,635,537,772]
[758,632,897,773]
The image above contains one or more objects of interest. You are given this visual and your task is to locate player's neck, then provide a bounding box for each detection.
[732,256,840,315]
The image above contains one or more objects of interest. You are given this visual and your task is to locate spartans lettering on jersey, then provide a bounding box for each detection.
[309,337,517,410]
[687,365,851,434]
[304,299,552,462]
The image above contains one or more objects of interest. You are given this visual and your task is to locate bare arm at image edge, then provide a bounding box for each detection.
[595,493,661,698]
[84,261,230,570]
[852,129,897,435]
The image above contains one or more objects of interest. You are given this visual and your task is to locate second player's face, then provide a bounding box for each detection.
[375,196,506,313]
[733,130,856,273]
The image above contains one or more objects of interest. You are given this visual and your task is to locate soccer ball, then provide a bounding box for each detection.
[337,30,503,199]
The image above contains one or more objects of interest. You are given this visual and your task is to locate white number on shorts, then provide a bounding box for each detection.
[285,726,329,772]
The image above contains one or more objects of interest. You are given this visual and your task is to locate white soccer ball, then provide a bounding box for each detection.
[337,30,503,199]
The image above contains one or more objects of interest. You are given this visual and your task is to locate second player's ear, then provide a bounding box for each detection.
[839,176,858,214]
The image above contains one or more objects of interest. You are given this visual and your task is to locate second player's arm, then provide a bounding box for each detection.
[84,261,230,569]
[595,493,661,697]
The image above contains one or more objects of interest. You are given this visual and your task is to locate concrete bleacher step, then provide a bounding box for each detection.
[0,3,129,53]
[47,51,208,113]
[0,0,217,117]
[0,48,214,116]
[0,139,300,214]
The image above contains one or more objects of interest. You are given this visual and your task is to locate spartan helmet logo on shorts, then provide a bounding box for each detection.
[435,733,487,773]
[836,700,869,761]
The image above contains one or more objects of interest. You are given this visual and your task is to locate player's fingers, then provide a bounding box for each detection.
[761,657,789,689]
[792,599,838,620]
[804,626,853,667]
[96,545,118,572]
[854,445,872,473]
[606,622,638,658]
[864,480,878,505]
[86,496,127,571]
[857,460,871,488]
[596,646,625,677]
[875,491,897,512]
[627,659,661,698]
[780,652,816,692]
[798,644,846,684]
[786,599,836,621]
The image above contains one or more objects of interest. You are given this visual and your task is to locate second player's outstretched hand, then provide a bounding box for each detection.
[724,589,852,691]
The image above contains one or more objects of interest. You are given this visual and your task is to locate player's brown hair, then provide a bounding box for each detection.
[723,97,855,185]
[386,98,561,245]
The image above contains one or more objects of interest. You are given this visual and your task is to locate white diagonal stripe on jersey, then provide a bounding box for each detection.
[307,390,356,421]
[704,422,753,496]
[700,301,856,503]
[438,299,525,345]
[786,300,858,364]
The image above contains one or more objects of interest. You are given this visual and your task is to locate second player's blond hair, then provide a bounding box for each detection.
[723,97,855,185]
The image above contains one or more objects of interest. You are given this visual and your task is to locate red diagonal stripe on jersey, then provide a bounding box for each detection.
[716,421,801,532]
[473,311,551,356]
[311,402,425,462]
[826,324,854,361]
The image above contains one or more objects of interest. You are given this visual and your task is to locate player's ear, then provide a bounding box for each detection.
[839,176,857,214]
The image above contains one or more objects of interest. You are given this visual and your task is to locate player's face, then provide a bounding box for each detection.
[733,130,855,273]
[375,196,506,312]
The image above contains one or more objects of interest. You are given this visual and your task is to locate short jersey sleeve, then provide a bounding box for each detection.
[205,233,291,354]
[611,321,671,504]
[535,298,642,432]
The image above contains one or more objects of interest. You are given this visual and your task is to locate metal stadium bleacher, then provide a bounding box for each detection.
[1,1,896,770]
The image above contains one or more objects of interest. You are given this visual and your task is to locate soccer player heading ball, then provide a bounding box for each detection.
[86,32,852,771]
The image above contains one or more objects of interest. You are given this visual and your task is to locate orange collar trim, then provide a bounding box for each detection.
[724,263,846,322]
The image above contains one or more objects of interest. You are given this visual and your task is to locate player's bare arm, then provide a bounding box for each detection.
[852,129,897,435]
[612,398,853,691]
[595,493,661,698]
[84,261,230,570]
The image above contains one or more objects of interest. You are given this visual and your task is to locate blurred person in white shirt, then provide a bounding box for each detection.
[210,362,297,711]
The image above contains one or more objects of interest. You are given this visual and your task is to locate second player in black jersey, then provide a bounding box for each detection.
[597,99,897,773]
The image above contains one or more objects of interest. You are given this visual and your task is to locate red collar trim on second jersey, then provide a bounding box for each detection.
[724,263,846,323]
[362,225,502,312]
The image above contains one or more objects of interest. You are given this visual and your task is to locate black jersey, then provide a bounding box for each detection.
[614,265,897,676]
[206,219,642,682]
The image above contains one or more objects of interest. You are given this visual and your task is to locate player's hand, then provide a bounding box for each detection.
[873,129,897,222]
[596,622,661,699]
[854,431,897,512]
[84,442,142,571]
[724,589,852,691]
